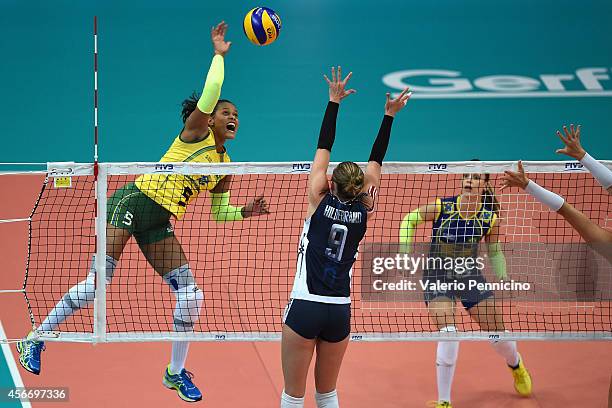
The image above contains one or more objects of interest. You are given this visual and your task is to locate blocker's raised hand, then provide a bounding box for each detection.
[384,87,412,117]
[555,124,586,160]
[324,66,356,104]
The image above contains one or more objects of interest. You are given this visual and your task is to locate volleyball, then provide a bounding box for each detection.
[243,7,282,46]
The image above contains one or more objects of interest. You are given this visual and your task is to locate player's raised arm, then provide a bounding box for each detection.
[307,66,356,215]
[555,124,612,194]
[181,21,232,141]
[362,87,411,214]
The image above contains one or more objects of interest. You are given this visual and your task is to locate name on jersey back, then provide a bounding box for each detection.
[323,205,362,224]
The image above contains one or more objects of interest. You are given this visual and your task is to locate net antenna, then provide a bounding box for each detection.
[93,16,99,177]
[92,16,108,343]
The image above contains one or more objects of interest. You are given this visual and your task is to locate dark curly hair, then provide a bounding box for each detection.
[180,93,234,123]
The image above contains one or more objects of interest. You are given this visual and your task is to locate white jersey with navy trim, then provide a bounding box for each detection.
[290,192,370,304]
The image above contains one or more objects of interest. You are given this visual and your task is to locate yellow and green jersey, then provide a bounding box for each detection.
[135,129,230,219]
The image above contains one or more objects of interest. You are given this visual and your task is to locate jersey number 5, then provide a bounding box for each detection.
[122,211,134,226]
[325,224,348,262]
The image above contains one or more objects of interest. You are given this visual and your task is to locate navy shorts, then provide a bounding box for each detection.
[423,268,493,310]
[283,299,351,343]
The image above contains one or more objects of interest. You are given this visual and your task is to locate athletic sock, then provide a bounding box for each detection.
[315,389,339,408]
[281,390,304,407]
[490,340,520,368]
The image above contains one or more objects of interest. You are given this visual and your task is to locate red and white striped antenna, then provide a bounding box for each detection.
[92,15,107,342]
[93,16,99,179]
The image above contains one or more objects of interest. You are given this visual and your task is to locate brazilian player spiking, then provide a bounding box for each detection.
[17,21,269,404]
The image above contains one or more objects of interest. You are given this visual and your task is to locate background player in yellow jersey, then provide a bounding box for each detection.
[17,21,269,403]
[400,170,532,408]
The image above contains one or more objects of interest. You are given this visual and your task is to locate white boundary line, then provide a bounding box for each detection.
[0,321,31,408]
[0,219,30,224]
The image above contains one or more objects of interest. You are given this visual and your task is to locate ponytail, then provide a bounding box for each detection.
[331,161,365,202]
[482,175,500,215]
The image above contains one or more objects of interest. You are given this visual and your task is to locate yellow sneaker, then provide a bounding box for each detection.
[426,401,452,408]
[510,354,532,396]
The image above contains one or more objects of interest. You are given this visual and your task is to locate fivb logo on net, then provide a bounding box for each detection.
[383,67,612,99]
[564,162,586,172]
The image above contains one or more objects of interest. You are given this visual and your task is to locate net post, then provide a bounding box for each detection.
[93,163,107,343]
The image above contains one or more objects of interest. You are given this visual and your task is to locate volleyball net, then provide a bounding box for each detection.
[6,160,612,342]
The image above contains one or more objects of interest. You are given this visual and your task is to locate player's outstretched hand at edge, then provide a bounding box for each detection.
[556,124,586,160]
[501,161,530,190]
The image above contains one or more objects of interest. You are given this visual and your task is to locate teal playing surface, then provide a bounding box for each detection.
[0,358,22,407]
[0,0,610,164]
[0,322,25,407]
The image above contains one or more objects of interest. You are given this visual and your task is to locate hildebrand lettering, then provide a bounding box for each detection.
[323,205,362,223]
[383,67,612,99]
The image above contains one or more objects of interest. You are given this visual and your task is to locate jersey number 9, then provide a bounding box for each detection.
[325,224,348,262]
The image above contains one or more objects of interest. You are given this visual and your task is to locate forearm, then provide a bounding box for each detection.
[525,180,565,211]
[210,191,244,222]
[368,115,394,165]
[487,242,507,280]
[580,152,612,190]
[197,54,224,114]
[558,202,612,244]
[399,209,424,251]
[317,102,339,151]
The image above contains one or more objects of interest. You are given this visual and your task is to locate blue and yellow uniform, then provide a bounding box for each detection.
[424,195,497,309]
[107,129,229,244]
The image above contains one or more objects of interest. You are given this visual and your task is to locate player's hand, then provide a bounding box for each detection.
[324,66,356,104]
[500,161,529,190]
[384,87,412,117]
[212,21,231,56]
[555,124,586,160]
[243,196,270,218]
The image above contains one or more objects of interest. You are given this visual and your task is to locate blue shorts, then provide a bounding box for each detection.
[283,299,350,343]
[423,269,493,310]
